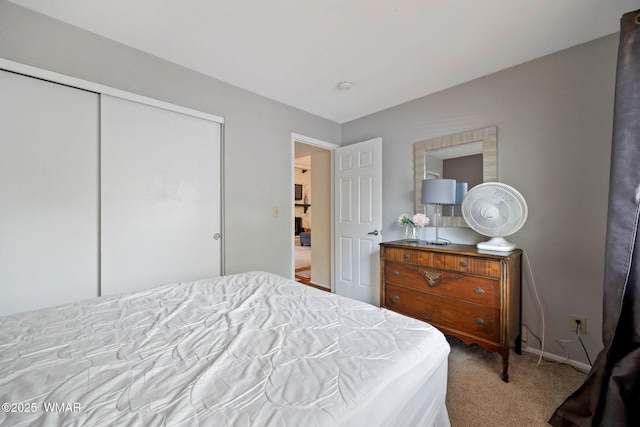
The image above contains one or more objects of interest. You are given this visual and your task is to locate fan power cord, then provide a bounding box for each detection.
[556,322,593,368]
[574,319,593,366]
[523,251,593,369]
[524,323,590,373]
[522,250,546,366]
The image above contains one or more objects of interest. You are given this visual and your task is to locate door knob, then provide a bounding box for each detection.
[367,230,380,236]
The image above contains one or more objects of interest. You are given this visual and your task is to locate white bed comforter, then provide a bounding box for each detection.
[0,271,450,426]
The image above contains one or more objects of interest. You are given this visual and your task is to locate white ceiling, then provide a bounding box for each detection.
[9,0,638,123]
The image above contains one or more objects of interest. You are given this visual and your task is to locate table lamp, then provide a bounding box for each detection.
[421,179,456,245]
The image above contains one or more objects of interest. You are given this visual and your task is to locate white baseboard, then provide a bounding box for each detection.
[522,346,592,374]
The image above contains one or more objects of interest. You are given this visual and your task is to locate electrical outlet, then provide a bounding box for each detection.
[521,325,528,347]
[571,315,587,334]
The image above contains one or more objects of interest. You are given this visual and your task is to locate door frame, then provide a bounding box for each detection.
[0,59,224,124]
[290,133,339,290]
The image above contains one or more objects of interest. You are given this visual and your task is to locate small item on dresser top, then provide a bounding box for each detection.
[421,179,457,245]
[461,182,528,252]
[397,212,429,242]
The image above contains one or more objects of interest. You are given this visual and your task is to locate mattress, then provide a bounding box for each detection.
[0,271,450,426]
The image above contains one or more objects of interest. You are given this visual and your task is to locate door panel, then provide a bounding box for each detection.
[340,237,353,282]
[0,70,99,316]
[334,138,382,305]
[100,95,222,295]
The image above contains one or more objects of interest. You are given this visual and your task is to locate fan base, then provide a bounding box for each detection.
[477,237,516,252]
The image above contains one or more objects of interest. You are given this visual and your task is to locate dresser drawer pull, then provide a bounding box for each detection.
[474,318,485,325]
[392,271,399,277]
[459,261,469,267]
[474,288,484,295]
[423,271,441,286]
[403,253,410,259]
[391,295,400,303]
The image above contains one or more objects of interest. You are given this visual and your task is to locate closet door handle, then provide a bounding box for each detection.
[367,230,380,236]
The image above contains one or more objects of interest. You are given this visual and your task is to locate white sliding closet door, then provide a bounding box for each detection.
[100,95,222,296]
[0,70,99,316]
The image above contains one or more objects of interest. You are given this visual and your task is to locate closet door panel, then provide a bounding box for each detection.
[100,95,222,296]
[0,70,99,316]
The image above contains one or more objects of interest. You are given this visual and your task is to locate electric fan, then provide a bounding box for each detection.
[461,182,528,251]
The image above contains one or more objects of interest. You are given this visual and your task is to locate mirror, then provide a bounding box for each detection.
[414,126,497,227]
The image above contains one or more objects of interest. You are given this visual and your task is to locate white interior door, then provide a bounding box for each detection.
[101,95,222,295]
[0,70,99,316]
[334,138,382,305]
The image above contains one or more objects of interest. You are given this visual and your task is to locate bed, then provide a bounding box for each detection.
[0,271,450,426]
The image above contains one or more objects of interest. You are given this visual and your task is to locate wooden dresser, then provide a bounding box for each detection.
[380,240,522,382]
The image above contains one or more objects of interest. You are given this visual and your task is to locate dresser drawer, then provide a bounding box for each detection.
[385,284,500,343]
[384,262,499,306]
[433,253,501,278]
[383,247,432,265]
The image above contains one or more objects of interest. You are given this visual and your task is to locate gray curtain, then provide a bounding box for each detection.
[550,9,640,427]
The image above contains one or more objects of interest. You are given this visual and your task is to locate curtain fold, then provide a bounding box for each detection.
[549,9,640,427]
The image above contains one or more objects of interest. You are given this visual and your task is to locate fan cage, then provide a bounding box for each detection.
[461,182,528,237]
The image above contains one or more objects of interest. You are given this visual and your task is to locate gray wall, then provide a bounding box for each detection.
[342,34,617,365]
[0,1,341,279]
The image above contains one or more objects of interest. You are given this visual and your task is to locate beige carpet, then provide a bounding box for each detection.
[446,336,587,426]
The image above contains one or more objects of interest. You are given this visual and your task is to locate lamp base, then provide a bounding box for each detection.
[425,239,450,245]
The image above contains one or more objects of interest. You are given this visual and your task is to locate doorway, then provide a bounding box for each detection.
[291,134,338,290]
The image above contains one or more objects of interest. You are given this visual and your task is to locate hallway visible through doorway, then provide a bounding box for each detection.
[293,136,333,290]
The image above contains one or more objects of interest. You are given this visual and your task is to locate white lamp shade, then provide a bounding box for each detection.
[455,182,468,205]
[422,179,456,205]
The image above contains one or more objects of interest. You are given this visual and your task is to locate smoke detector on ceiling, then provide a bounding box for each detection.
[337,81,353,91]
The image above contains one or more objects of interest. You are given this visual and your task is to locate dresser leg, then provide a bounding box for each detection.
[499,347,510,382]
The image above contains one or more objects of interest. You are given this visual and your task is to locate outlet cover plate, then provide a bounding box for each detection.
[571,315,587,334]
